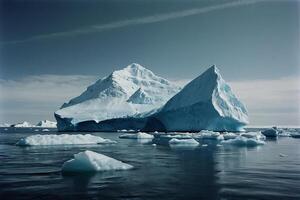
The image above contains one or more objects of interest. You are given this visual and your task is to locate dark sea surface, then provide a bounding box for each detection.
[0,128,299,200]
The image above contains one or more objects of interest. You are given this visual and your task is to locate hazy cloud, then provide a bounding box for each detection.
[2,0,266,45]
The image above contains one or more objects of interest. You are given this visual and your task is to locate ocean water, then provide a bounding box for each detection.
[0,128,299,200]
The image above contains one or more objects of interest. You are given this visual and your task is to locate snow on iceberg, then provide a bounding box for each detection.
[16,134,116,146]
[160,133,192,139]
[55,63,180,131]
[36,120,57,128]
[221,136,265,147]
[169,138,199,146]
[12,121,34,128]
[119,132,154,139]
[222,132,238,140]
[240,132,266,140]
[193,130,224,140]
[62,150,133,172]
[143,65,249,132]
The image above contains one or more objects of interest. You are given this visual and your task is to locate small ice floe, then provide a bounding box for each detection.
[222,132,238,140]
[290,132,300,138]
[216,144,223,147]
[240,132,266,140]
[278,131,291,137]
[62,150,133,173]
[154,131,159,134]
[201,144,208,147]
[34,129,39,132]
[169,138,199,146]
[16,134,116,146]
[42,129,50,132]
[221,136,265,147]
[279,153,288,157]
[152,144,157,147]
[160,133,192,139]
[119,132,154,139]
[261,128,278,138]
[193,130,224,140]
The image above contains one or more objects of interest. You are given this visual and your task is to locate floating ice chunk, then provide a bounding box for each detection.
[261,128,278,138]
[223,132,238,140]
[202,144,208,147]
[42,129,50,132]
[169,138,199,146]
[16,134,116,146]
[119,132,154,139]
[279,153,288,157]
[291,132,300,138]
[240,132,266,140]
[278,132,291,137]
[221,136,265,147]
[160,133,192,139]
[62,150,133,172]
[194,130,224,140]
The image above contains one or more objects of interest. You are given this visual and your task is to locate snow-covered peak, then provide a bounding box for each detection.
[55,63,181,129]
[61,63,175,109]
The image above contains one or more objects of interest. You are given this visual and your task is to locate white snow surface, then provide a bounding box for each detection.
[222,132,238,140]
[160,134,192,139]
[36,120,57,128]
[13,121,34,128]
[240,132,266,140]
[119,132,154,139]
[55,63,180,126]
[62,150,133,172]
[16,134,116,146]
[221,136,265,147]
[169,138,199,146]
[193,130,224,140]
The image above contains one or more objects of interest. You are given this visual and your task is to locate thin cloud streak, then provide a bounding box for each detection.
[2,0,266,45]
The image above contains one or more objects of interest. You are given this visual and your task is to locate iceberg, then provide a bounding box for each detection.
[143,65,249,132]
[36,120,57,128]
[119,132,154,139]
[12,121,34,128]
[193,130,224,140]
[160,133,192,139]
[62,150,133,172]
[16,134,116,146]
[169,138,199,146]
[221,136,265,147]
[240,132,266,140]
[55,63,180,131]
[291,132,300,138]
[223,132,238,140]
[261,128,278,138]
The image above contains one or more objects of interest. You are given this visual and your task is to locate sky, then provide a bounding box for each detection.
[0,0,299,126]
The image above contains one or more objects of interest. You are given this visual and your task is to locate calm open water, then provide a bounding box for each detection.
[0,128,299,200]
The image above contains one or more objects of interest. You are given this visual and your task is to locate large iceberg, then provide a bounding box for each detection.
[55,63,180,131]
[62,150,133,172]
[143,65,249,132]
[16,134,116,146]
[55,64,248,132]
